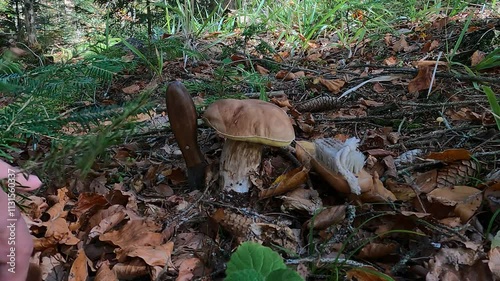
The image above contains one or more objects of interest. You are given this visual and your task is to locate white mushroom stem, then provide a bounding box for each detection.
[220,139,262,193]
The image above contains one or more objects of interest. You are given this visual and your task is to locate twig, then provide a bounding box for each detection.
[399,100,487,107]
[349,64,500,84]
[244,90,285,98]
[285,256,368,268]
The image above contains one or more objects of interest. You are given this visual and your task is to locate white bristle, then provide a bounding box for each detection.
[313,137,365,195]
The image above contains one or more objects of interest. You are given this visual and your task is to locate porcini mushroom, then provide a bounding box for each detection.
[203,99,295,193]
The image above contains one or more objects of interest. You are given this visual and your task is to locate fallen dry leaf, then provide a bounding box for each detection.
[372,82,386,93]
[303,205,346,230]
[279,187,323,215]
[357,242,398,259]
[68,249,89,281]
[99,219,164,249]
[40,253,67,281]
[359,172,397,202]
[255,64,269,74]
[489,247,500,279]
[95,261,118,281]
[122,84,141,94]
[306,53,322,61]
[346,266,392,281]
[260,166,309,199]
[393,35,409,52]
[116,242,174,267]
[318,77,345,93]
[384,56,397,66]
[471,50,486,66]
[427,186,481,206]
[176,258,202,281]
[113,259,149,280]
[276,70,297,80]
[426,148,471,162]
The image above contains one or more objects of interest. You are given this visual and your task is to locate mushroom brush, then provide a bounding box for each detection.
[166,81,206,190]
[314,137,366,194]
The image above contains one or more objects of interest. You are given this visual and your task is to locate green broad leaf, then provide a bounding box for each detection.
[266,269,304,281]
[225,269,264,281]
[226,242,286,278]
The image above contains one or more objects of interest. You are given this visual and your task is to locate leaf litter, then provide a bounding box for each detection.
[16,7,500,281]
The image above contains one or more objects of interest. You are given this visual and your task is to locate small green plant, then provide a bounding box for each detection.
[482,86,500,131]
[474,48,500,72]
[225,242,303,281]
[120,38,164,78]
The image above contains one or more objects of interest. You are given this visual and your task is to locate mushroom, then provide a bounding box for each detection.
[166,82,206,190]
[203,99,295,193]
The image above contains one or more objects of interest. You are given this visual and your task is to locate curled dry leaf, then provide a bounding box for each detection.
[88,205,127,237]
[259,166,309,199]
[357,242,398,259]
[421,40,440,53]
[303,205,347,230]
[382,155,397,178]
[408,61,448,93]
[408,63,431,93]
[68,248,89,281]
[33,216,80,251]
[358,172,397,203]
[113,259,149,280]
[26,195,49,218]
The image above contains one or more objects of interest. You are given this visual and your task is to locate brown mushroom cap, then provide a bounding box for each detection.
[203,99,295,146]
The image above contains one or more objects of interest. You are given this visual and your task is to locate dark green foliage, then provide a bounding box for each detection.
[0,52,150,176]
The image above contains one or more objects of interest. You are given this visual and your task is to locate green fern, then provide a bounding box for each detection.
[0,52,151,178]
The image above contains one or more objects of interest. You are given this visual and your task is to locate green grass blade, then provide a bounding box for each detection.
[482,86,500,130]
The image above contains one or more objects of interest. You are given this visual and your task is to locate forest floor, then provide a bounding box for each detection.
[22,7,500,281]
